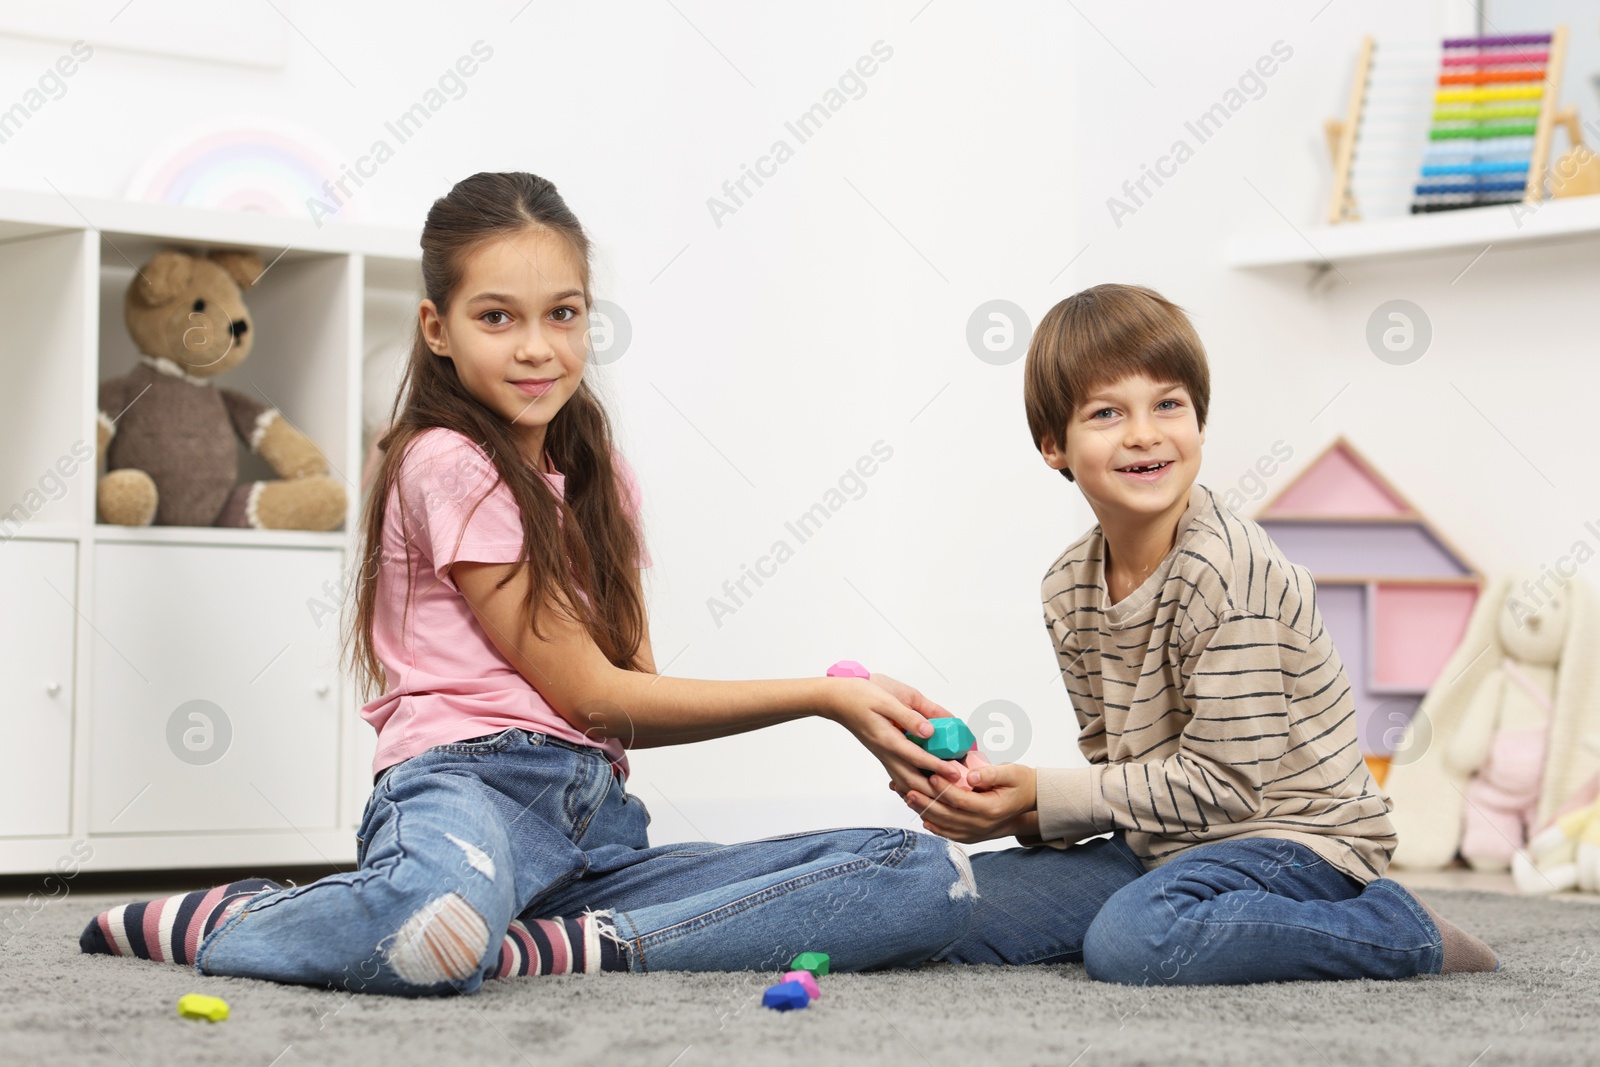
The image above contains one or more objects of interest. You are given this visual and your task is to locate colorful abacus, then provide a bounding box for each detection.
[1411,30,1568,214]
[1325,26,1574,223]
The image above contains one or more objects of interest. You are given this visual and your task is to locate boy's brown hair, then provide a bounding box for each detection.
[1023,283,1211,482]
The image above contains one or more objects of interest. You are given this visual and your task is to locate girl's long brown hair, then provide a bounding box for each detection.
[344,172,646,704]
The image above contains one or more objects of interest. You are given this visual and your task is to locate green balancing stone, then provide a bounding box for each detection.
[906,718,976,761]
[789,951,831,977]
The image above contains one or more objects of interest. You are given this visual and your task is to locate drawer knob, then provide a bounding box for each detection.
[46,682,61,697]
[315,682,330,697]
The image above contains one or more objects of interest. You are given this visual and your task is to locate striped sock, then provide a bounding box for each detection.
[79,878,281,965]
[491,915,625,978]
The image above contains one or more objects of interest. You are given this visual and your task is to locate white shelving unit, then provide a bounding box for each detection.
[0,188,421,875]
[1225,193,1600,269]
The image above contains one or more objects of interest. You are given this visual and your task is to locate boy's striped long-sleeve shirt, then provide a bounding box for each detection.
[1032,482,1397,884]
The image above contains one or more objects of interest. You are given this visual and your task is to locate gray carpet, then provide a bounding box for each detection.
[2,887,1595,1066]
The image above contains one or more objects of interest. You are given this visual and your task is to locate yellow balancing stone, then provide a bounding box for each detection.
[176,994,230,1022]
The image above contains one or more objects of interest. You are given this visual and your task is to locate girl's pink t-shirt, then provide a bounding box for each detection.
[359,427,650,777]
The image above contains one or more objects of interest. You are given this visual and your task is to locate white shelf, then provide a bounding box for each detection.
[4,523,351,549]
[1225,194,1600,269]
[91,523,349,550]
[1,521,82,542]
[0,831,356,873]
[0,187,418,874]
[0,186,418,261]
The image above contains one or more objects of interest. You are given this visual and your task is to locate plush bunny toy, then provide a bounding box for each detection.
[1446,576,1570,870]
[1386,571,1600,871]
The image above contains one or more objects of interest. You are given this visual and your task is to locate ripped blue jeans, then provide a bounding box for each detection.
[195,727,976,996]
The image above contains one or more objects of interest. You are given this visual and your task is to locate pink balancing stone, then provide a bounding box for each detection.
[827,660,871,679]
[782,970,822,999]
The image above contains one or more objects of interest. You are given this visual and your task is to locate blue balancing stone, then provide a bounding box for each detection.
[761,980,812,1012]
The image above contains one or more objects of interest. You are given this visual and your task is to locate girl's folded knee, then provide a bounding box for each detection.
[380,891,493,989]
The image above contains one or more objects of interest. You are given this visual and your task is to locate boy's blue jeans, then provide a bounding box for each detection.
[940,832,1446,984]
[196,728,975,996]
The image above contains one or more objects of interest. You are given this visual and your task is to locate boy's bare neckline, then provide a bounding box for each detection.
[1098,485,1199,610]
[1106,576,1139,608]
[1102,517,1194,610]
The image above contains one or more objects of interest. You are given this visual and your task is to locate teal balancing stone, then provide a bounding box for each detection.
[906,718,976,761]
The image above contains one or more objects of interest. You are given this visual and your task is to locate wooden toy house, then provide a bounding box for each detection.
[1255,437,1483,784]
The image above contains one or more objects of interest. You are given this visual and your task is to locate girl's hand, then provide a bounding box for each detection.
[866,672,957,723]
[823,677,967,798]
[867,673,983,796]
[898,761,1038,844]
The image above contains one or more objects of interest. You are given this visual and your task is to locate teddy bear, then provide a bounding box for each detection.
[97,248,346,530]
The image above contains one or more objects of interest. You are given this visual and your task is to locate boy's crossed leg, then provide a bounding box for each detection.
[936,832,1494,984]
[1081,836,1494,984]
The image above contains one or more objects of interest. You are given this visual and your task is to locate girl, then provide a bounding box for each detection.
[81,171,976,996]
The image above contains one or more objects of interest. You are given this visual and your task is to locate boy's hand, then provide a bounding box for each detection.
[898,761,1038,844]
[823,677,967,799]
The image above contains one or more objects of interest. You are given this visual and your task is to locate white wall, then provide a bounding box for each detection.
[4,1,1594,849]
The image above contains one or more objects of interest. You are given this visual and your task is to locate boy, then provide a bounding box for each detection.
[900,283,1497,984]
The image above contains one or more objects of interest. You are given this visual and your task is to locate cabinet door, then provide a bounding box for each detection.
[0,539,75,836]
[90,543,343,834]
